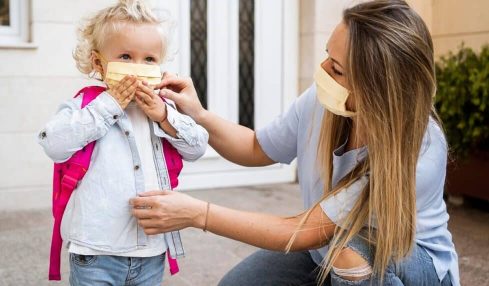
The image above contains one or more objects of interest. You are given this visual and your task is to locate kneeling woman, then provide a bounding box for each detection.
[131,1,459,285]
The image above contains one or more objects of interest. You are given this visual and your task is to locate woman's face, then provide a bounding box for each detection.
[321,22,355,111]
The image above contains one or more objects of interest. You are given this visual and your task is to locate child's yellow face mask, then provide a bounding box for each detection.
[105,62,162,88]
[94,51,162,88]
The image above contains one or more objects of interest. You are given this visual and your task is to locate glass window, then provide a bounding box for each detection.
[238,0,254,129]
[0,0,9,26]
[190,0,208,109]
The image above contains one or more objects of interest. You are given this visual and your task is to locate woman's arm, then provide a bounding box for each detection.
[156,76,275,167]
[131,191,335,251]
[194,110,274,166]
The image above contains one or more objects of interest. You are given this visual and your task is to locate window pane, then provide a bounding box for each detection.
[239,0,254,129]
[190,0,208,109]
[0,0,9,26]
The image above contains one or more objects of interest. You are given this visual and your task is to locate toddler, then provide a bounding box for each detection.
[38,0,208,284]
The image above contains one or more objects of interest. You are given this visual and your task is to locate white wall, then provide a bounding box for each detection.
[0,0,116,210]
[299,0,353,93]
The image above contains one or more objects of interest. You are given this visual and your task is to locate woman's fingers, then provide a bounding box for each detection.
[159,88,180,102]
[132,208,153,219]
[154,76,190,92]
[162,71,178,81]
[130,196,156,209]
[129,191,202,232]
[143,228,163,235]
[129,191,172,209]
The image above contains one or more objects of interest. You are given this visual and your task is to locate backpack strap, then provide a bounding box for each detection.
[167,252,180,275]
[161,138,184,275]
[49,86,106,281]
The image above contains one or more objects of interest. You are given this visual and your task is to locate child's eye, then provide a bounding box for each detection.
[120,54,131,60]
[145,57,155,63]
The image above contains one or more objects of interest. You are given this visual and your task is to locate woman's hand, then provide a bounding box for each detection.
[130,191,208,235]
[107,75,139,109]
[155,72,274,167]
[130,190,335,251]
[154,73,207,123]
[135,81,167,123]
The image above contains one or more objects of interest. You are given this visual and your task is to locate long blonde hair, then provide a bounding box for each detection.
[289,0,437,283]
[73,0,173,75]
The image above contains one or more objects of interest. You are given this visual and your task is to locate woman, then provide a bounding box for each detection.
[130,1,459,285]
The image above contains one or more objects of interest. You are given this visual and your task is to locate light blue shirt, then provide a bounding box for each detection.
[39,90,208,258]
[256,85,460,285]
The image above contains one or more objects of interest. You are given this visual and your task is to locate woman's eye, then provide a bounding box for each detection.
[120,54,131,60]
[332,65,343,76]
[145,57,155,63]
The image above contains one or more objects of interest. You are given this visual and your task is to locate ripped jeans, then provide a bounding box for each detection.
[218,235,452,286]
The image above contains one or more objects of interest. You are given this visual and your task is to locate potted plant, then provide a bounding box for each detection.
[435,44,489,202]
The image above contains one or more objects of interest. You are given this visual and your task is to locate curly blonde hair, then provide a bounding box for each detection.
[73,0,173,75]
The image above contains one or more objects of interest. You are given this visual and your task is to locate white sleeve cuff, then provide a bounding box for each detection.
[154,104,202,146]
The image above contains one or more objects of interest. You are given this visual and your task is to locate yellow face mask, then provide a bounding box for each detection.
[314,65,356,117]
[105,62,162,88]
[94,52,162,88]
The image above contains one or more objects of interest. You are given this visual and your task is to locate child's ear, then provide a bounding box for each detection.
[90,51,104,76]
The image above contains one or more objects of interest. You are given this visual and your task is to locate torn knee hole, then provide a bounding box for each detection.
[332,248,372,281]
[332,264,372,281]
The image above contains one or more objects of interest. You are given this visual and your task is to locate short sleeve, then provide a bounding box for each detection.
[256,87,315,164]
[320,176,369,227]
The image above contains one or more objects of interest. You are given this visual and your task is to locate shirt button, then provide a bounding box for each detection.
[113,114,119,120]
[125,131,130,136]
[134,165,140,171]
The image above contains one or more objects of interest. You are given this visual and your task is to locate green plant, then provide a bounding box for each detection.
[435,44,489,159]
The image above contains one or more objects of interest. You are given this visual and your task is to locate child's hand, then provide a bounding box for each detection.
[107,75,139,109]
[135,81,167,124]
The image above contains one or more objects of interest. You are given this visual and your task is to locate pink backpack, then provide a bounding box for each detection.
[49,86,183,280]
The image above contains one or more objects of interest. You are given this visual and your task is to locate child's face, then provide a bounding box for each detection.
[93,22,163,77]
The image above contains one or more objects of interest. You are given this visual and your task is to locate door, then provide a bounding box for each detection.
[153,0,299,190]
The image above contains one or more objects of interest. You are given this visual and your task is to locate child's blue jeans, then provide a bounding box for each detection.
[69,253,165,286]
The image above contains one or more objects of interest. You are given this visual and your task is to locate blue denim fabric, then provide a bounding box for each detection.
[330,235,452,286]
[39,91,208,258]
[218,236,452,286]
[69,253,165,286]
